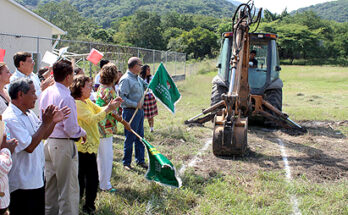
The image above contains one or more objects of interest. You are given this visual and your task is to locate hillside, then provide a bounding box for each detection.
[292,0,348,22]
[17,0,237,27]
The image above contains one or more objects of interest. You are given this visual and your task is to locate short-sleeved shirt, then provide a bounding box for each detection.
[96,85,118,138]
[3,103,44,193]
[249,58,258,68]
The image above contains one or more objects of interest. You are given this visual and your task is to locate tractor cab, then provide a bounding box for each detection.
[217,32,282,95]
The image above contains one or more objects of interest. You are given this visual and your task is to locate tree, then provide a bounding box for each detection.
[90,29,115,43]
[275,24,321,63]
[34,1,98,40]
[168,27,219,59]
[118,10,165,50]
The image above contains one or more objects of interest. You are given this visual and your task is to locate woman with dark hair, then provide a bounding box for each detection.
[74,67,84,76]
[0,62,12,114]
[70,75,128,214]
[140,65,158,132]
[95,63,121,192]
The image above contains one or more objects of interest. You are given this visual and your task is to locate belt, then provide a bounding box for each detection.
[124,107,136,110]
[49,137,80,142]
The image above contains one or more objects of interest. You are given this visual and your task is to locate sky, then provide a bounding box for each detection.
[238,0,336,14]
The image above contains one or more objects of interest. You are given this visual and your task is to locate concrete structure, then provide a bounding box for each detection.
[0,0,66,72]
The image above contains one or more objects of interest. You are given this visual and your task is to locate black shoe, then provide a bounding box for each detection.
[137,163,148,169]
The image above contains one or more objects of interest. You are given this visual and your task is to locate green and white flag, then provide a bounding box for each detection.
[142,138,182,188]
[148,63,181,113]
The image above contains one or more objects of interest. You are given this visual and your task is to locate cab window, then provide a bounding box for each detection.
[218,38,231,82]
[248,41,268,89]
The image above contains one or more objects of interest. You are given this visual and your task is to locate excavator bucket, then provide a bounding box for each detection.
[212,115,248,156]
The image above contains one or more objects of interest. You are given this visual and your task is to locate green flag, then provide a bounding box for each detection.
[142,138,182,188]
[148,63,181,113]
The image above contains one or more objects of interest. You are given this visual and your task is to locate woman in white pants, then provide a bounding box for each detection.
[96,63,120,192]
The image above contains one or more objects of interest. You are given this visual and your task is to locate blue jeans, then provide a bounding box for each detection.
[122,108,145,166]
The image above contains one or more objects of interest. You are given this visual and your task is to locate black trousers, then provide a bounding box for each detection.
[0,208,7,215]
[9,186,45,215]
[78,152,99,213]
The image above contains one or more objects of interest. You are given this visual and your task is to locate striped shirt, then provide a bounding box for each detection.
[0,148,12,209]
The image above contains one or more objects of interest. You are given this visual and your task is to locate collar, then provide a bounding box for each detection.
[55,82,70,93]
[9,102,27,116]
[127,70,138,78]
[15,69,32,78]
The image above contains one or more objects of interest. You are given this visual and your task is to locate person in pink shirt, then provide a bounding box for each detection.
[39,60,86,215]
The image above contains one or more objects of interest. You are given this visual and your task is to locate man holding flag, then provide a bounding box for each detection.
[119,61,181,187]
[118,57,148,170]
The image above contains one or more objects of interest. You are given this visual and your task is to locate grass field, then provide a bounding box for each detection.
[89,64,348,215]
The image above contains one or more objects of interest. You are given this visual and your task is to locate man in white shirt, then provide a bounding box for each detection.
[10,52,53,115]
[94,59,110,88]
[3,78,70,215]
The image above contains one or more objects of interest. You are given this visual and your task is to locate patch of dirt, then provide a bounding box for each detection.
[191,121,348,183]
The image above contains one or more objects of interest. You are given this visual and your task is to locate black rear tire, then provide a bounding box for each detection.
[264,88,282,111]
[211,83,228,106]
[263,88,283,127]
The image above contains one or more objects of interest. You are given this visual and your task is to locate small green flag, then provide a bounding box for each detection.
[142,138,182,188]
[148,63,181,113]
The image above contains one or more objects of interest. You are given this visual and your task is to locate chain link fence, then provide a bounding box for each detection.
[0,33,189,80]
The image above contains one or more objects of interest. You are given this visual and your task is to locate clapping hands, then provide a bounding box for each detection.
[42,105,71,124]
[105,97,123,113]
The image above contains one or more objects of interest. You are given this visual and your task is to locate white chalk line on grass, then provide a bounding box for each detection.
[178,139,211,175]
[145,139,211,215]
[277,138,302,215]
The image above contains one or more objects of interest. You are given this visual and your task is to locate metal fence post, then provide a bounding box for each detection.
[89,43,92,78]
[174,52,177,76]
[166,51,168,65]
[184,54,186,77]
[152,50,155,73]
[36,37,40,73]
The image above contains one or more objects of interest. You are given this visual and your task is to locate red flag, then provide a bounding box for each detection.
[0,49,5,62]
[86,48,103,65]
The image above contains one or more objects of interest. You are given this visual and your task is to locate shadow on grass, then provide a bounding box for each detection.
[250,120,346,139]
[297,120,346,139]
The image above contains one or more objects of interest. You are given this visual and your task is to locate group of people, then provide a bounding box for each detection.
[0,52,159,215]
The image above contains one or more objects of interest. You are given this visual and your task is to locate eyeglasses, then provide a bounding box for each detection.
[25,59,35,63]
[137,63,143,67]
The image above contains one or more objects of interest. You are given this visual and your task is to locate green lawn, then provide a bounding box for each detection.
[90,64,348,215]
[281,65,348,121]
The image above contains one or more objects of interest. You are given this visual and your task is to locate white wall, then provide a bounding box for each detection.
[0,0,53,73]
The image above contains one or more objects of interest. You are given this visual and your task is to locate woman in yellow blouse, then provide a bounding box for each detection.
[70,75,129,214]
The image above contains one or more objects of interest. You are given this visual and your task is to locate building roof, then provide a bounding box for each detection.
[7,0,67,35]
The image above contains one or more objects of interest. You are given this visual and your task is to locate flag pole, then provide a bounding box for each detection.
[130,129,142,140]
[128,88,149,124]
